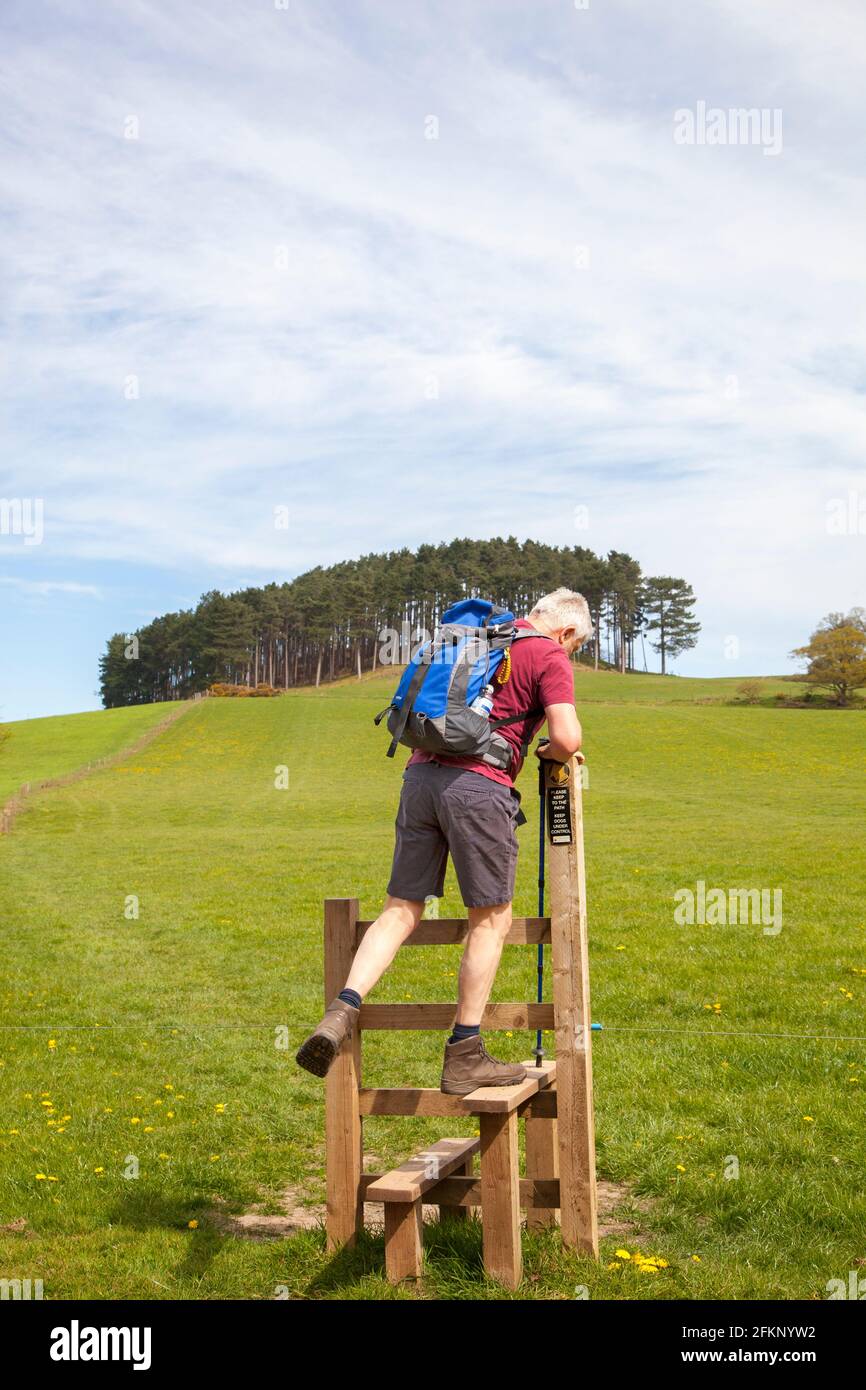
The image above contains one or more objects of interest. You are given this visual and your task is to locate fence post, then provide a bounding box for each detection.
[545,757,598,1256]
[324,897,363,1250]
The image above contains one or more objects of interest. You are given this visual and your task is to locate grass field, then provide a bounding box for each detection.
[1,672,864,1300]
[0,704,185,805]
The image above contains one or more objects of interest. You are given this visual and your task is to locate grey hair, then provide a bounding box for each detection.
[528,587,593,642]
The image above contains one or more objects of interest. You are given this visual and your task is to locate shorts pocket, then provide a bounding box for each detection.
[445,788,512,829]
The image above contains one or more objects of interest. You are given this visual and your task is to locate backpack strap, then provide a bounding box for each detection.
[509,629,557,644]
[489,630,559,757]
[490,705,547,762]
[489,707,543,731]
[384,660,430,757]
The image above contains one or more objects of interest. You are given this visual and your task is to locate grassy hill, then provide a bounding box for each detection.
[1,671,864,1300]
[0,703,185,805]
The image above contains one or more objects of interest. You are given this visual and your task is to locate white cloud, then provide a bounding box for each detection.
[0,0,863,677]
[0,577,102,598]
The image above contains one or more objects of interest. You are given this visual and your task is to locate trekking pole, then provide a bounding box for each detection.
[534,737,549,1067]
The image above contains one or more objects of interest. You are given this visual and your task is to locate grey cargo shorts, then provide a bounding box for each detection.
[386,760,522,908]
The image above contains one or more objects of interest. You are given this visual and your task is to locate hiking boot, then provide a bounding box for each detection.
[440,1034,528,1095]
[295,997,359,1078]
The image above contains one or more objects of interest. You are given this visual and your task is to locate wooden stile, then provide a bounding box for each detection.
[320,752,598,1284]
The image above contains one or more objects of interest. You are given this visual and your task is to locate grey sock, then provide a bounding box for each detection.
[447,1022,480,1045]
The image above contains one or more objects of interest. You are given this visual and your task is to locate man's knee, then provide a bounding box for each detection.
[382,894,425,929]
[467,902,513,933]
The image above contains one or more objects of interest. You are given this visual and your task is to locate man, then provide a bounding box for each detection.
[295,587,591,1094]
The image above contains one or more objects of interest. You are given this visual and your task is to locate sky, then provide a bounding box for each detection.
[1,0,864,721]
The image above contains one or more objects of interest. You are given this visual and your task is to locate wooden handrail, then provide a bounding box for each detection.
[356,916,550,945]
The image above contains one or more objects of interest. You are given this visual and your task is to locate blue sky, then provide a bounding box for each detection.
[1,0,864,721]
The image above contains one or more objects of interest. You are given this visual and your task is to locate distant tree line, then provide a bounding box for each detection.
[98,537,700,707]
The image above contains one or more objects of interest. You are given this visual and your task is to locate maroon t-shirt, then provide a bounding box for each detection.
[407,619,576,787]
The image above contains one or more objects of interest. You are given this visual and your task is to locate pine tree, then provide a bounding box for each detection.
[640,577,700,674]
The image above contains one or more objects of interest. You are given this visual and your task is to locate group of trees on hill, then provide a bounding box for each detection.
[98,538,701,707]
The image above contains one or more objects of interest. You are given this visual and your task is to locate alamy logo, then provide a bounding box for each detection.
[674,101,783,156]
[673,879,782,935]
[49,1320,152,1371]
[377,621,432,666]
[826,1271,866,1300]
[0,497,44,545]
[826,490,866,536]
[0,1277,43,1299]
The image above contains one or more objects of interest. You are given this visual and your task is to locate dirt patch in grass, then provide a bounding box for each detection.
[596,1179,654,1238]
[207,1171,652,1241]
[0,1217,32,1237]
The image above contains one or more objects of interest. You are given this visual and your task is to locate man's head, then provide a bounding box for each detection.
[527,587,593,655]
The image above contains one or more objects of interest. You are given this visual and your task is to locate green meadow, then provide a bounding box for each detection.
[0,672,864,1300]
[0,704,179,805]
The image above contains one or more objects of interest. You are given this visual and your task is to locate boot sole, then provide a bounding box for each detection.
[440,1073,527,1095]
[296,1031,343,1077]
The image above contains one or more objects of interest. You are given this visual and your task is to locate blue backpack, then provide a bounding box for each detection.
[374,598,552,770]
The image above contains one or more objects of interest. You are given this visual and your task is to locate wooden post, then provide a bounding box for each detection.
[545,757,598,1256]
[383,1202,424,1281]
[324,897,363,1250]
[525,1079,559,1229]
[438,1154,472,1224]
[479,1111,522,1288]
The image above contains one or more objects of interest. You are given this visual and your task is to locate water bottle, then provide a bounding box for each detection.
[470,683,495,717]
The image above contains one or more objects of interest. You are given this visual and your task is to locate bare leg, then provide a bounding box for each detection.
[454,902,513,1025]
[342,893,425,997]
